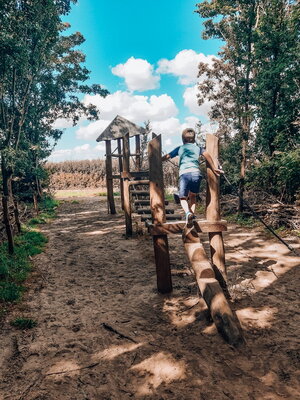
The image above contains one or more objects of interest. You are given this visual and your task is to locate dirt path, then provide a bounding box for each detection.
[0,197,299,400]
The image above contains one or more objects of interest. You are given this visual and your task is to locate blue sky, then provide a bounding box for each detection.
[50,0,221,161]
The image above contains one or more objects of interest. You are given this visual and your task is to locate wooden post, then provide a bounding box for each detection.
[117,138,124,210]
[148,135,172,294]
[205,134,227,286]
[122,132,132,236]
[105,140,116,214]
[135,135,141,171]
[183,227,243,346]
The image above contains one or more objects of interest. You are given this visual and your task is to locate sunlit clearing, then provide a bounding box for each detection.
[131,352,186,395]
[237,306,278,329]
[92,343,143,361]
[46,360,80,378]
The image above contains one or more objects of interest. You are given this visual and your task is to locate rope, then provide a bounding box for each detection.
[222,173,298,255]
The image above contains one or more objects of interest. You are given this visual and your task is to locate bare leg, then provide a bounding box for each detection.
[188,192,197,214]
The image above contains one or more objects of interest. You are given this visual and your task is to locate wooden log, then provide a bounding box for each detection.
[206,134,226,286]
[148,219,227,235]
[105,140,116,214]
[117,138,124,210]
[122,132,132,235]
[148,134,172,293]
[183,227,243,346]
[135,135,141,171]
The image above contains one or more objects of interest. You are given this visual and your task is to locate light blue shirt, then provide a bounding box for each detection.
[168,143,204,176]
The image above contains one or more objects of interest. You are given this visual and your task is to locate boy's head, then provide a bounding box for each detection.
[182,128,196,144]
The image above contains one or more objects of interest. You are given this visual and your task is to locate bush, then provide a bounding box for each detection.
[246,149,300,203]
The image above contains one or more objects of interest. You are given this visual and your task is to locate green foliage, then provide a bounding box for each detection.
[0,228,47,303]
[246,149,300,202]
[28,196,59,226]
[10,317,37,330]
[225,213,256,227]
[0,282,23,302]
[196,0,300,205]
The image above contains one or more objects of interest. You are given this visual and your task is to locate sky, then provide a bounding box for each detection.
[49,0,221,162]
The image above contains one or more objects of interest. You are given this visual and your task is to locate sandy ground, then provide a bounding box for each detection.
[0,196,299,400]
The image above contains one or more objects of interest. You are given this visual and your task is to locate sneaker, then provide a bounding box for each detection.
[185,211,194,227]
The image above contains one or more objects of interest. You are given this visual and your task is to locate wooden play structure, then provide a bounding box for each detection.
[99,116,243,345]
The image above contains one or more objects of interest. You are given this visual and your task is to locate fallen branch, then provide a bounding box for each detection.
[101,322,138,343]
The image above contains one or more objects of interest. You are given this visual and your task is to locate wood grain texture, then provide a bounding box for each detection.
[182,227,243,346]
[105,140,116,214]
[148,135,172,293]
[205,134,227,284]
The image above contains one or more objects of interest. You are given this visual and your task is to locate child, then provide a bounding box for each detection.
[162,128,223,226]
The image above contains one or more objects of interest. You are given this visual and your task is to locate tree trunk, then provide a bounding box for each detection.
[1,158,14,254]
[13,197,21,234]
[33,192,39,215]
[238,136,247,213]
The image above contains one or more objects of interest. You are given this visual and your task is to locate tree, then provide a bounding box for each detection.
[0,0,108,252]
[253,0,300,157]
[196,0,259,211]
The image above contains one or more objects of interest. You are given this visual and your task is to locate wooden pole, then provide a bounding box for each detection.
[135,135,141,171]
[148,135,172,294]
[183,227,243,346]
[105,140,116,215]
[122,132,132,236]
[117,138,124,210]
[205,134,227,287]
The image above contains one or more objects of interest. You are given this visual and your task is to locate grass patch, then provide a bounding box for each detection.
[225,212,256,227]
[28,196,59,227]
[11,317,37,329]
[0,230,47,302]
[0,195,55,305]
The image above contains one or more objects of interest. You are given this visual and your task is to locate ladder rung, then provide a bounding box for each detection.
[134,200,169,206]
[128,180,149,186]
[136,208,175,215]
[131,190,150,196]
[140,214,182,222]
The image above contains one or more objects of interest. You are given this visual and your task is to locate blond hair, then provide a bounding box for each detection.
[182,128,196,144]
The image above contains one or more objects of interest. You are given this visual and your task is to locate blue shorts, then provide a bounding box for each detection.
[179,172,202,198]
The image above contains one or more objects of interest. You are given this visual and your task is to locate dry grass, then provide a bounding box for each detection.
[54,188,107,199]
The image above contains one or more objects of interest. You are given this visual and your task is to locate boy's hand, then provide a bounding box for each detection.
[213,167,224,176]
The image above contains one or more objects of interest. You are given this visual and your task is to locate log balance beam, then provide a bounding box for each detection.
[147,134,243,346]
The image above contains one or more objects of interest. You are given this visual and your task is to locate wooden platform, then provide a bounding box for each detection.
[147,219,227,235]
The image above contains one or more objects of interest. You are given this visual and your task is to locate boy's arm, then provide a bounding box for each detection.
[162,146,180,162]
[202,150,224,176]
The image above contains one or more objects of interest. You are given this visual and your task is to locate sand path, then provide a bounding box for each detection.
[0,196,299,400]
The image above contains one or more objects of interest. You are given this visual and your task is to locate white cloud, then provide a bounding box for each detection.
[76,119,112,141]
[157,50,215,85]
[112,57,160,91]
[151,116,200,137]
[183,85,213,117]
[77,91,178,140]
[52,118,74,129]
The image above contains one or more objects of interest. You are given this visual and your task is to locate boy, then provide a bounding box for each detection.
[162,128,223,226]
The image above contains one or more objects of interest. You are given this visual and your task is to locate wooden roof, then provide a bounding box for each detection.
[96,115,146,142]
